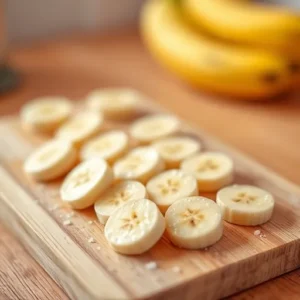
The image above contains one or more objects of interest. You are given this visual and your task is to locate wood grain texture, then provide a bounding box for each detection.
[0,222,68,300]
[0,29,299,299]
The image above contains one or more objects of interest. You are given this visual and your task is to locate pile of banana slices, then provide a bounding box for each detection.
[22,89,275,255]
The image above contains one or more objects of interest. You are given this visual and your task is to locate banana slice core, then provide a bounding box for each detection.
[181,152,234,191]
[105,198,165,255]
[130,114,180,144]
[146,169,198,213]
[216,184,274,225]
[165,196,223,249]
[95,180,147,224]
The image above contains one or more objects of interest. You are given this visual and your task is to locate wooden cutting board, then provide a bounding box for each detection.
[0,97,300,300]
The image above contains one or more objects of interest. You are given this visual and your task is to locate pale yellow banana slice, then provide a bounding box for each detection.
[165,196,223,249]
[24,139,77,181]
[104,198,165,255]
[94,180,147,224]
[20,97,73,133]
[55,111,103,147]
[60,158,113,209]
[152,136,201,168]
[113,146,165,184]
[80,130,129,164]
[129,114,180,144]
[86,88,141,119]
[216,185,274,226]
[180,152,234,192]
[146,169,198,214]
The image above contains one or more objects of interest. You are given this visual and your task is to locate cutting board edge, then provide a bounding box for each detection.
[146,239,300,300]
[0,165,131,300]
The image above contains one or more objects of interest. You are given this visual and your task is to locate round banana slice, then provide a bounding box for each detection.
[146,169,198,214]
[24,139,77,181]
[129,114,180,144]
[55,111,103,147]
[165,196,223,249]
[216,185,275,226]
[94,180,147,224]
[80,130,129,164]
[152,136,201,168]
[20,97,72,133]
[60,158,113,209]
[113,146,165,184]
[86,88,141,119]
[180,152,234,192]
[105,198,165,255]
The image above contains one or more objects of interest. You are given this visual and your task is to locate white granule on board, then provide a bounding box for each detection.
[88,220,93,225]
[96,246,101,250]
[63,219,72,226]
[145,261,158,270]
[88,237,96,243]
[51,203,63,211]
[172,266,182,274]
[66,212,75,218]
[254,230,261,236]
[204,247,209,251]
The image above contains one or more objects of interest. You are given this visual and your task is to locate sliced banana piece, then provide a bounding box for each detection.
[24,139,77,181]
[80,130,129,164]
[86,88,141,119]
[129,114,180,144]
[146,169,198,214]
[60,158,113,209]
[216,185,274,226]
[152,136,201,168]
[55,111,103,147]
[20,97,73,133]
[165,196,223,249]
[95,180,147,224]
[180,152,234,192]
[105,198,165,255]
[113,146,165,184]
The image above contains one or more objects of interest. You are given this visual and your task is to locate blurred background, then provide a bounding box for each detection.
[3,0,299,43]
[1,0,299,99]
[4,0,143,43]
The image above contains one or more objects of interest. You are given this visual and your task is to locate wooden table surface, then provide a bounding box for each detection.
[0,29,299,300]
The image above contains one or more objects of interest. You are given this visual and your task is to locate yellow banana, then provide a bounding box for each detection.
[182,0,300,85]
[140,0,292,99]
[182,0,300,50]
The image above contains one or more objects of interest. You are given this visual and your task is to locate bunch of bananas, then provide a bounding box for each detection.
[140,0,300,99]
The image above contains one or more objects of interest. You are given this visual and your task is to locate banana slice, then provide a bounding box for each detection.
[104,198,165,255]
[80,130,129,164]
[129,114,180,144]
[60,158,113,209]
[55,111,103,147]
[86,88,141,119]
[20,97,73,133]
[113,146,165,184]
[180,152,234,192]
[165,196,223,249]
[216,185,274,226]
[24,139,77,181]
[94,180,147,224]
[152,136,201,168]
[146,169,198,214]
